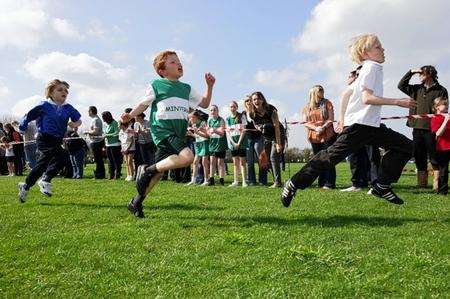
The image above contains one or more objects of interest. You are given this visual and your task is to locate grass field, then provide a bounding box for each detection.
[0,163,449,297]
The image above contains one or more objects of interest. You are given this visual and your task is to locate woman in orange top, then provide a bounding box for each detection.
[302,85,336,189]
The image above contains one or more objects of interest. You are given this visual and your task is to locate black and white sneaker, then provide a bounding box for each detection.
[371,183,404,205]
[127,199,145,218]
[18,182,28,203]
[37,179,52,197]
[281,180,297,207]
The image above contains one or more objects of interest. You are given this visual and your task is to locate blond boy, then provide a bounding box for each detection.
[281,34,416,207]
[121,51,215,218]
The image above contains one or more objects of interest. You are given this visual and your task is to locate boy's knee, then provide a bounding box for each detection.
[310,151,333,171]
[182,152,194,166]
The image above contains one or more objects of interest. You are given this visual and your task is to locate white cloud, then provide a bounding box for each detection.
[0,79,10,100]
[23,52,143,123]
[255,0,450,148]
[11,95,42,117]
[254,66,311,92]
[0,1,88,49]
[52,18,84,40]
[0,0,49,49]
[87,19,107,39]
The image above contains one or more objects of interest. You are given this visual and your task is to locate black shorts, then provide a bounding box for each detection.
[212,151,226,159]
[231,149,246,157]
[6,156,15,163]
[155,135,189,163]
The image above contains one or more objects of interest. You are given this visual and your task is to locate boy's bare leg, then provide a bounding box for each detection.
[155,148,194,172]
[133,148,194,204]
[142,173,163,196]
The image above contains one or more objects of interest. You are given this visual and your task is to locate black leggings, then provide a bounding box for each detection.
[106,145,122,179]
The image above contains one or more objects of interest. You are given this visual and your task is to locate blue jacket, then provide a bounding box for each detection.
[19,99,81,139]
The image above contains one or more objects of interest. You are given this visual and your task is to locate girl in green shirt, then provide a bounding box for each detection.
[187,111,210,185]
[226,101,248,187]
[207,105,227,186]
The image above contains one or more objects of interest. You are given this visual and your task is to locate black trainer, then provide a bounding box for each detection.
[208,177,215,186]
[219,178,224,186]
[127,199,145,218]
[371,183,404,205]
[281,180,297,207]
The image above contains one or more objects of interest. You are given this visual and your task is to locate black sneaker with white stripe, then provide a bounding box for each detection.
[370,183,404,205]
[281,180,297,207]
[127,198,145,218]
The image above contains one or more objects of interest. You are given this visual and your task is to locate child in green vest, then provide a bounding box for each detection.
[207,105,227,186]
[121,50,215,218]
[226,101,248,187]
[187,111,210,186]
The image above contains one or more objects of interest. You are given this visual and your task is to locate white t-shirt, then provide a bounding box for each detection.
[119,129,135,152]
[344,60,384,127]
[5,145,14,157]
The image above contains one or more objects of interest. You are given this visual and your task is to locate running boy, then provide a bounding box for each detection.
[121,50,215,218]
[281,34,416,206]
[18,79,82,202]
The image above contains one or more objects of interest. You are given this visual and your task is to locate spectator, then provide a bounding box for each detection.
[65,128,88,179]
[85,106,105,179]
[430,97,450,195]
[21,121,38,169]
[0,124,8,175]
[226,100,248,187]
[5,123,24,176]
[187,110,210,185]
[207,105,227,186]
[244,96,267,186]
[302,85,336,189]
[119,121,136,181]
[2,124,16,176]
[102,111,122,180]
[398,65,448,189]
[248,91,285,188]
[134,113,155,166]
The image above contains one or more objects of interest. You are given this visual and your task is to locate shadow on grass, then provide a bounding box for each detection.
[173,214,432,228]
[39,202,224,211]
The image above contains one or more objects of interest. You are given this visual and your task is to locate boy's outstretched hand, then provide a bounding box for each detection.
[396,98,416,109]
[121,113,132,123]
[205,73,215,87]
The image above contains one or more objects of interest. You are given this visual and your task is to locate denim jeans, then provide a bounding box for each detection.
[24,143,38,169]
[246,136,267,185]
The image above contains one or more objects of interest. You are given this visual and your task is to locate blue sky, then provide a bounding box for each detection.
[1,0,449,148]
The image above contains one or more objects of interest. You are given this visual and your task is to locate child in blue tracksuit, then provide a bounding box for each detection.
[18,79,82,202]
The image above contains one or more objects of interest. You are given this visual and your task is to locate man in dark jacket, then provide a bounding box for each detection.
[398,65,448,189]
